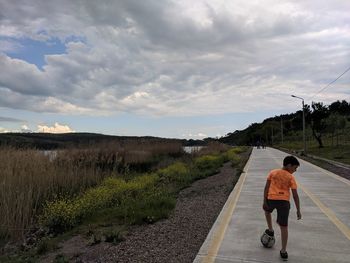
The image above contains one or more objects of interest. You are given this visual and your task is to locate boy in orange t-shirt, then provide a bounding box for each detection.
[263,156,302,261]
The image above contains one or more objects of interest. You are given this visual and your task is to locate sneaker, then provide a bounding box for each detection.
[280,250,288,261]
[265,229,274,237]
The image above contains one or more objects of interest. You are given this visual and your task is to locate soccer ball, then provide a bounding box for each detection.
[260,232,275,248]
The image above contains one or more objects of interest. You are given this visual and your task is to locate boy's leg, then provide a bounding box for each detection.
[280,226,288,252]
[264,211,273,231]
[276,201,290,252]
[263,200,274,232]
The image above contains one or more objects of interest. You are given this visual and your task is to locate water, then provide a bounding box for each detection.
[42,150,58,161]
[42,147,205,158]
[183,146,205,153]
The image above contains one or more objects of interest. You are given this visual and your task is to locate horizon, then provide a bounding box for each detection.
[2,97,348,141]
[1,1,349,139]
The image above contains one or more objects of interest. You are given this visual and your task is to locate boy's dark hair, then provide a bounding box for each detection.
[283,156,300,166]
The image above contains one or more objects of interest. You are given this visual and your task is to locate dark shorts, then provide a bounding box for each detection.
[263,200,290,226]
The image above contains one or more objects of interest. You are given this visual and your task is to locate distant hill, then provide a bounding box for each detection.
[219,100,350,147]
[0,132,206,149]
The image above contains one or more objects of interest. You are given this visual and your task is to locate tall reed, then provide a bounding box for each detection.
[0,148,107,240]
[0,140,183,241]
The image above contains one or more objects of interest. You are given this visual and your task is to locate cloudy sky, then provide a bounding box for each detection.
[0,0,349,138]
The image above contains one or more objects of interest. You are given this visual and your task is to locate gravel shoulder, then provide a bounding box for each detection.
[80,162,239,263]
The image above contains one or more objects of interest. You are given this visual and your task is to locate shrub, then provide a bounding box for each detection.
[40,199,83,233]
[225,149,241,166]
[230,147,246,154]
[156,162,191,185]
[194,155,225,177]
[40,174,160,233]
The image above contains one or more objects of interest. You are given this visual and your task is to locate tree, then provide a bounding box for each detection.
[290,111,303,130]
[326,114,346,146]
[310,102,330,148]
[329,100,350,115]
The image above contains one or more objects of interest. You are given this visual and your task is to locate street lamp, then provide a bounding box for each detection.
[291,95,306,155]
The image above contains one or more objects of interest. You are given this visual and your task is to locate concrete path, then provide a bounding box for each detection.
[194,147,350,263]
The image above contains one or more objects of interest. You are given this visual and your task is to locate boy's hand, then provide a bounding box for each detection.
[262,201,269,211]
[297,210,302,220]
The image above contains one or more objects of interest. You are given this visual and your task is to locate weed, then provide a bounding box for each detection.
[88,232,102,246]
[103,226,125,244]
[36,238,49,255]
[54,254,69,263]
[225,149,241,166]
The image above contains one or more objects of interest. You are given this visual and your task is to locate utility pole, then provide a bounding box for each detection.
[291,95,306,154]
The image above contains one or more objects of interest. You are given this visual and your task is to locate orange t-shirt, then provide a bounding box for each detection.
[267,169,297,201]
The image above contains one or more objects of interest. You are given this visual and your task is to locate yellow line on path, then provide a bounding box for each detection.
[202,157,251,263]
[298,183,350,240]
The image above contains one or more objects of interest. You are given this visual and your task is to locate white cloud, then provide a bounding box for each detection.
[197,133,207,138]
[21,124,32,132]
[0,39,23,53]
[183,132,208,139]
[0,127,10,133]
[37,122,75,133]
[0,0,349,117]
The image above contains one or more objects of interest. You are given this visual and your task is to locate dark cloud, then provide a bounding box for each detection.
[0,55,50,96]
[0,0,349,116]
[0,116,23,122]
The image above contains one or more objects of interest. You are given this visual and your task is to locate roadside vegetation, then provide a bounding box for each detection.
[0,140,250,262]
[275,142,350,165]
[220,100,350,164]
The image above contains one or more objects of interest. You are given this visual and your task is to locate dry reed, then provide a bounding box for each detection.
[0,148,106,241]
[193,141,230,156]
[0,140,183,241]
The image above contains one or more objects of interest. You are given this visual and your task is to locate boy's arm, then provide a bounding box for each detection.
[292,189,302,220]
[263,180,271,209]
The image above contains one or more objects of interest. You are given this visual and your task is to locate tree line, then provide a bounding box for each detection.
[0,132,200,149]
[219,100,350,148]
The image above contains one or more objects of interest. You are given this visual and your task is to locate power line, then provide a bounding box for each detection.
[309,65,350,100]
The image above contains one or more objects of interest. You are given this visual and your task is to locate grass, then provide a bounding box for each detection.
[277,138,350,165]
[305,145,350,165]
